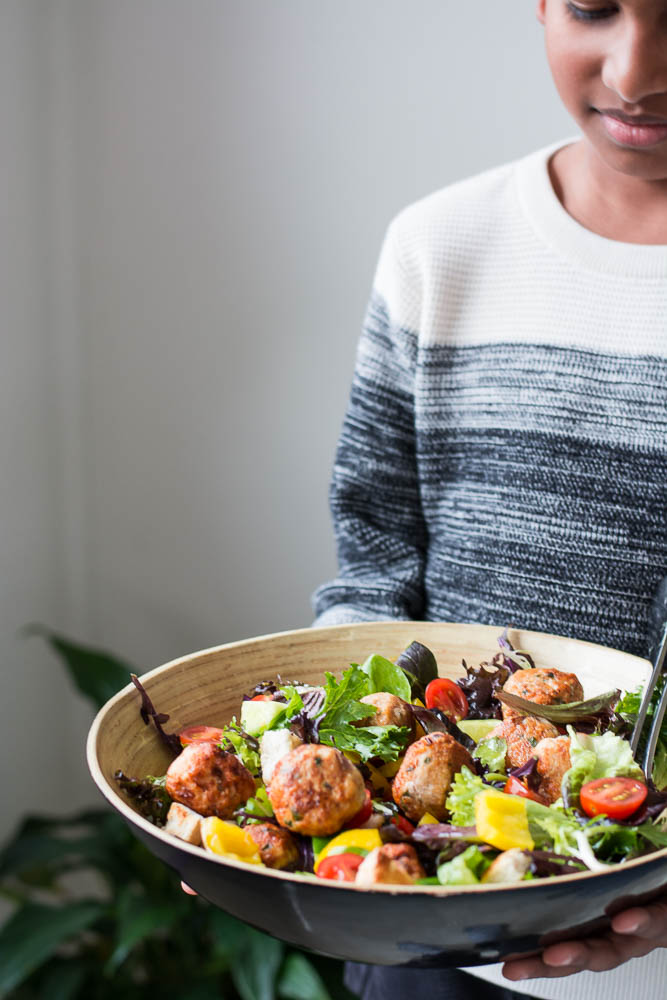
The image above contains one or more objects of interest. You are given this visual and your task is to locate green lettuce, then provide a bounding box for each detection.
[563,726,645,807]
[473,737,507,774]
[359,653,412,702]
[437,845,491,885]
[445,767,487,827]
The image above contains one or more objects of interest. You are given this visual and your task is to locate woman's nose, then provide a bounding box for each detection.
[601,19,667,105]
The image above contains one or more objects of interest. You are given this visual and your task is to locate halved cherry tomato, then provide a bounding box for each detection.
[316,853,365,881]
[250,694,273,702]
[503,776,545,804]
[344,788,372,829]
[424,678,469,721]
[580,777,648,820]
[391,815,415,836]
[179,725,225,746]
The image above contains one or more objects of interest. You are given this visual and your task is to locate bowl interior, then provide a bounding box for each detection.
[89,620,652,855]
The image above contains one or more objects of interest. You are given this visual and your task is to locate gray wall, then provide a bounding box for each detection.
[1,0,573,842]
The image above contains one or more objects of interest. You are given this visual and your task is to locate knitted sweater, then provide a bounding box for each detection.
[313,139,667,1000]
[313,139,667,661]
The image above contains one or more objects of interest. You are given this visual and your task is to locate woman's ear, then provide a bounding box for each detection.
[536,0,547,26]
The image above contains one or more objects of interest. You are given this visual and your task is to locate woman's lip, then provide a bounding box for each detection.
[600,113,667,148]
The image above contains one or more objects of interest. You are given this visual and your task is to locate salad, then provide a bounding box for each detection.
[115,629,667,887]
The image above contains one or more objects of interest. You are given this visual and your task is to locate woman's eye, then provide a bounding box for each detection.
[565,1,618,20]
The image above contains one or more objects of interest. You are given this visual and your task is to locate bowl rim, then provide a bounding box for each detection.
[86,621,667,896]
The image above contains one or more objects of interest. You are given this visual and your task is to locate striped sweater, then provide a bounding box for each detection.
[313,139,667,661]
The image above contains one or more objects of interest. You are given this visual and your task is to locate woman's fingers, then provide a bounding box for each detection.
[181,881,198,895]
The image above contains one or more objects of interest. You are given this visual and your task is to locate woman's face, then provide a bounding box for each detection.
[537,0,667,182]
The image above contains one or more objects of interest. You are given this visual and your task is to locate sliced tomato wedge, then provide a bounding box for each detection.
[391,815,415,836]
[179,725,225,746]
[503,776,545,804]
[250,694,273,702]
[580,777,648,820]
[424,678,469,721]
[343,789,372,829]
[316,853,365,881]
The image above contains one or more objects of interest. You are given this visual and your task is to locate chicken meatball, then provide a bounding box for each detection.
[355,843,425,886]
[165,742,255,819]
[489,717,560,770]
[534,735,572,804]
[267,744,366,836]
[357,692,416,739]
[246,822,300,870]
[392,732,473,822]
[501,668,583,721]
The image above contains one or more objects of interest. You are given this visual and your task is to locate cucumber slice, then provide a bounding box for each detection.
[457,719,500,743]
[240,699,285,736]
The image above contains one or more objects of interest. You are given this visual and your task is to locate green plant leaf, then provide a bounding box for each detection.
[278,953,332,1000]
[105,887,185,973]
[230,927,284,1000]
[25,625,134,709]
[0,901,104,997]
[35,958,88,1000]
[359,654,411,702]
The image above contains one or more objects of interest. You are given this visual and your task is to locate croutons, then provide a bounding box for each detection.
[481,848,531,884]
[355,843,425,886]
[164,802,203,845]
[260,729,303,786]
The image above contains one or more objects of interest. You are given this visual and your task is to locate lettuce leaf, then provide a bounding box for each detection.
[563,726,645,806]
[445,767,487,827]
[473,737,507,774]
[359,653,412,702]
[318,722,409,762]
[437,845,491,885]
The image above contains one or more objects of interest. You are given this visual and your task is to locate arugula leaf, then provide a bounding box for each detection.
[318,667,371,728]
[318,722,409,762]
[473,737,507,774]
[359,654,411,702]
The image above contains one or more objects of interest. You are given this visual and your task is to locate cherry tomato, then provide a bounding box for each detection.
[316,853,365,881]
[580,777,648,820]
[503,776,545,804]
[391,815,416,836]
[424,678,469,721]
[344,788,372,829]
[179,725,225,746]
[250,694,273,702]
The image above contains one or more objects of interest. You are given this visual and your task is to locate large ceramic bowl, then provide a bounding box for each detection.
[87,622,667,967]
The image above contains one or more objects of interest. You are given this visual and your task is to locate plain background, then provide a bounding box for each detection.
[1,0,573,844]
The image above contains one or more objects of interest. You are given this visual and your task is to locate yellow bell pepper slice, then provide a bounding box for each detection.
[201,817,263,865]
[475,789,534,852]
[418,812,439,826]
[314,828,383,873]
[379,759,403,778]
[365,763,389,793]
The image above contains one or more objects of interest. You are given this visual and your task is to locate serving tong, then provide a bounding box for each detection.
[630,575,667,779]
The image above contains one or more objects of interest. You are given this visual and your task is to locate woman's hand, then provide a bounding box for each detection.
[503,894,667,980]
[181,881,197,895]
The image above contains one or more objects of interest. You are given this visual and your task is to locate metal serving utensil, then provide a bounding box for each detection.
[630,576,667,778]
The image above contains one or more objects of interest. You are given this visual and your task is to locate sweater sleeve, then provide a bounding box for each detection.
[312,220,427,626]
